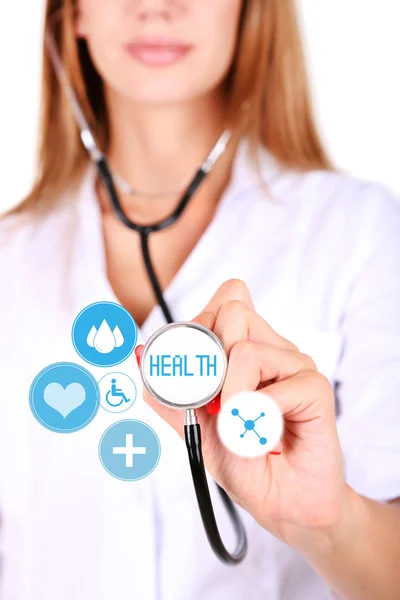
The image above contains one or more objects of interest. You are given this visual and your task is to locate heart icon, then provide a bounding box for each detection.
[43,382,86,418]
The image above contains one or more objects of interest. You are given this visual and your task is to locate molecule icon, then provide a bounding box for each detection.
[231,408,267,445]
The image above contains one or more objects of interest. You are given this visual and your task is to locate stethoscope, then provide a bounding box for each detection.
[46,31,247,564]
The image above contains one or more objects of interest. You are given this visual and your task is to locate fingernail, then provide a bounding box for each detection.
[207,392,221,415]
[135,344,144,367]
[269,451,282,456]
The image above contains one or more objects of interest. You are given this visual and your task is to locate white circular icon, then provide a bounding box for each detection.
[217,391,283,458]
[98,372,137,413]
[140,322,227,410]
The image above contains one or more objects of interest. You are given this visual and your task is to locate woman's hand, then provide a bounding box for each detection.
[140,279,349,545]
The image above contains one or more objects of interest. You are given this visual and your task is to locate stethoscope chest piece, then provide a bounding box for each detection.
[140,321,227,410]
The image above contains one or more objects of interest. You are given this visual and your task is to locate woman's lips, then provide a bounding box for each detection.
[125,41,193,66]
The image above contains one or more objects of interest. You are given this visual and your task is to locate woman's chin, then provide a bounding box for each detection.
[123,87,204,106]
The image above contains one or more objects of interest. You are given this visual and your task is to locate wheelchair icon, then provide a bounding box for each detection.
[106,378,131,407]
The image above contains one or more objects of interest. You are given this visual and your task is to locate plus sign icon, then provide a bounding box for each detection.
[99,420,161,481]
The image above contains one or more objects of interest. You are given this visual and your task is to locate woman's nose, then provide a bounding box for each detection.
[125,0,186,22]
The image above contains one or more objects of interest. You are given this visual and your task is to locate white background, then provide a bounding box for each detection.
[0,0,399,211]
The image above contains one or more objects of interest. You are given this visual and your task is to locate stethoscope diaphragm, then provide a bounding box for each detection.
[140,321,227,410]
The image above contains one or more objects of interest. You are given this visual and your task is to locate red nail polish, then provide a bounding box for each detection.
[207,392,221,415]
[135,345,144,367]
[269,452,282,456]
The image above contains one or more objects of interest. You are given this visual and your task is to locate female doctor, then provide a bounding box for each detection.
[0,0,400,599]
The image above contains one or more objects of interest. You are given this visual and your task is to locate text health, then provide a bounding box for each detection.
[149,354,218,377]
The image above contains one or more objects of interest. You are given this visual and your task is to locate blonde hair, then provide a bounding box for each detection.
[10,0,333,215]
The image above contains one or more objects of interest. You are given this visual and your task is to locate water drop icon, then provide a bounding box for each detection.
[93,320,116,354]
[72,301,138,366]
[86,325,97,348]
[113,326,124,348]
[85,321,125,354]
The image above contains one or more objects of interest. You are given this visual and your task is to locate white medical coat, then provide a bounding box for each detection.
[0,140,400,600]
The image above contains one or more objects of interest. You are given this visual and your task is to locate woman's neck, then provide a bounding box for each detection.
[101,89,229,221]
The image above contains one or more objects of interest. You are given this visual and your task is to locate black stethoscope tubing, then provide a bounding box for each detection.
[96,155,248,565]
[45,26,248,565]
[96,156,207,324]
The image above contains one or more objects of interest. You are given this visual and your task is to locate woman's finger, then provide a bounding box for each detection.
[264,371,336,426]
[191,279,297,351]
[213,300,299,354]
[215,340,323,456]
[191,278,255,331]
[220,340,317,405]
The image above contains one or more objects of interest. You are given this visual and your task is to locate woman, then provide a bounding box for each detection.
[0,0,399,599]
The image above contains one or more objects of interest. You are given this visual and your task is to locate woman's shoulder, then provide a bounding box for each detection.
[0,168,94,256]
[294,166,399,214]
[257,151,400,244]
[243,146,400,277]
[297,168,400,248]
[0,211,36,257]
[0,212,40,297]
[242,143,400,229]
[0,188,82,272]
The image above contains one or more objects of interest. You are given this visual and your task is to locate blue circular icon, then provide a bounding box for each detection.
[99,420,161,481]
[72,301,138,367]
[29,362,100,433]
